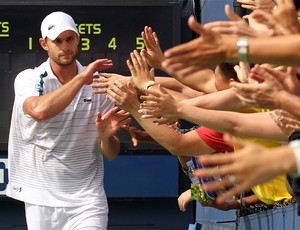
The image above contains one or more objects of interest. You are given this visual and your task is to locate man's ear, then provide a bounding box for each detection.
[228,77,236,83]
[39,38,48,51]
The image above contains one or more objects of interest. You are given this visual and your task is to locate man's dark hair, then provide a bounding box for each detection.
[218,62,239,82]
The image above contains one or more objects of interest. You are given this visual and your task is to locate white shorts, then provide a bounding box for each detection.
[25,200,108,230]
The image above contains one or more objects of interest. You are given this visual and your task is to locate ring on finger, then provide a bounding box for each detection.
[228,175,237,184]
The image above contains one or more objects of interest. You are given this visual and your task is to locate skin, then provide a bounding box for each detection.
[107,80,217,157]
[95,107,132,160]
[107,52,263,212]
[108,51,286,211]
[141,25,217,93]
[161,0,300,78]
[24,31,113,121]
[136,67,287,141]
[231,65,300,119]
[204,3,299,37]
[204,5,263,37]
[123,49,289,142]
[140,93,287,141]
[237,0,276,12]
[250,1,300,35]
[270,109,300,136]
[91,26,245,112]
[23,30,127,159]
[177,188,260,212]
[194,133,297,203]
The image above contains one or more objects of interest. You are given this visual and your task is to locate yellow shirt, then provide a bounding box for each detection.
[235,108,292,204]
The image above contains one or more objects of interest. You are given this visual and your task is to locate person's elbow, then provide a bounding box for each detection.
[26,107,50,122]
[24,99,51,122]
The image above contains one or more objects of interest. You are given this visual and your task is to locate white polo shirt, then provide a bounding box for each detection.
[7,59,114,207]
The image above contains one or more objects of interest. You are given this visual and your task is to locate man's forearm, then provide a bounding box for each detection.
[23,74,86,121]
[276,90,300,120]
[100,134,120,161]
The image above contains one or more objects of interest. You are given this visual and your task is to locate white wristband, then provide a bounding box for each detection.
[289,140,300,175]
[237,36,249,63]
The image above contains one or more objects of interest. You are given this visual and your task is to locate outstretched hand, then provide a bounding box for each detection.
[230,64,286,109]
[194,133,289,203]
[141,26,165,71]
[107,81,140,113]
[92,72,129,94]
[81,59,113,85]
[96,107,131,137]
[237,0,275,12]
[162,16,228,79]
[138,85,179,124]
[204,5,258,37]
[127,50,155,91]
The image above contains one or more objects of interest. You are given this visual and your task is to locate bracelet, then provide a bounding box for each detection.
[289,140,300,176]
[141,80,156,93]
[237,36,249,63]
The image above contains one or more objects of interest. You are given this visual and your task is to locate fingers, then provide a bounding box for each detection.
[94,59,113,71]
[178,198,187,212]
[130,50,148,70]
[230,81,258,95]
[142,26,156,48]
[96,107,119,125]
[131,134,139,147]
[225,4,242,22]
[130,51,139,68]
[127,50,143,76]
[140,49,150,61]
[149,68,155,81]
[126,58,134,74]
[138,107,159,117]
[163,17,204,59]
[106,88,122,106]
[99,73,112,78]
[187,15,206,36]
[92,80,110,94]
[256,65,285,84]
[95,111,102,125]
[104,107,120,118]
[140,91,162,103]
[118,117,132,128]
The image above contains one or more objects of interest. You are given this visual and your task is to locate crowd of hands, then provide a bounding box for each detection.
[86,0,300,212]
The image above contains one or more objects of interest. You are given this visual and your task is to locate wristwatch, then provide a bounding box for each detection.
[237,36,249,63]
[141,80,156,93]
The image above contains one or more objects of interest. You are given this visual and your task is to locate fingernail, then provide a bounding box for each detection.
[167,68,173,74]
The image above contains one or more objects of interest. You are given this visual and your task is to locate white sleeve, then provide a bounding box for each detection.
[289,140,300,175]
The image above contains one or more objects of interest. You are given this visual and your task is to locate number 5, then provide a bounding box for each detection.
[136,37,144,50]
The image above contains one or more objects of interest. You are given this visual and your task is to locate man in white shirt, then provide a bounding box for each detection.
[7,11,130,230]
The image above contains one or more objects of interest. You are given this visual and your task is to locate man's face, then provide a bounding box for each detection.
[46,30,79,66]
[214,65,231,91]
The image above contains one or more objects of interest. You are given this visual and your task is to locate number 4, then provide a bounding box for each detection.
[108,37,117,50]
